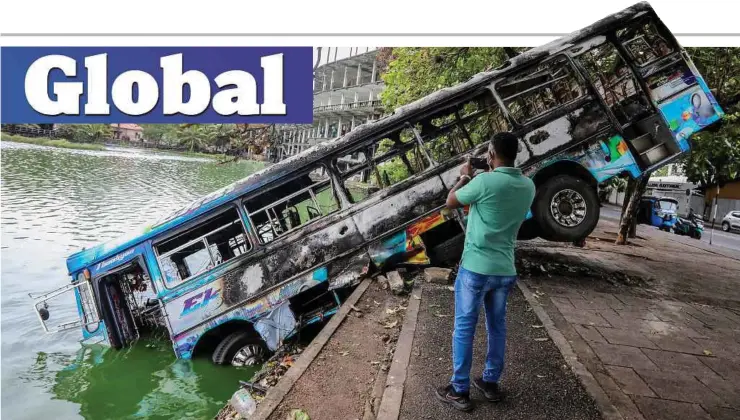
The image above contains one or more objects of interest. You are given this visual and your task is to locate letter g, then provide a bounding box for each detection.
[25,55,83,115]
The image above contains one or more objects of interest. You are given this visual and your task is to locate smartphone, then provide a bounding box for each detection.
[469,157,489,170]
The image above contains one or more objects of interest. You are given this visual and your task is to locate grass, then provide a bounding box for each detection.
[1,133,106,151]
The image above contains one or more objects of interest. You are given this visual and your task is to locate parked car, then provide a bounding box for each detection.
[721,211,740,233]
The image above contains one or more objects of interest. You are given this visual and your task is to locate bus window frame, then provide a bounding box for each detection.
[615,16,679,70]
[492,53,591,128]
[152,204,253,290]
[243,163,341,245]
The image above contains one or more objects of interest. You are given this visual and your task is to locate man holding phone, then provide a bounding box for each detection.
[435,131,536,412]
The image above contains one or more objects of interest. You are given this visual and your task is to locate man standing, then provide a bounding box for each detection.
[436,132,536,412]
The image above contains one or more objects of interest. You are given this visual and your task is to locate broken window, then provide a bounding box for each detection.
[244,167,340,244]
[577,42,651,124]
[496,56,587,125]
[339,129,432,204]
[154,207,251,288]
[617,20,674,67]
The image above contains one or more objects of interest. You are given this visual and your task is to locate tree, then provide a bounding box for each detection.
[380,47,527,111]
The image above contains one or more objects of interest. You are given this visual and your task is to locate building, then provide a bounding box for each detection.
[110,124,144,142]
[703,179,740,221]
[270,48,386,162]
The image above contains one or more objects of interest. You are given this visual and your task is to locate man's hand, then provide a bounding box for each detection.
[460,158,474,178]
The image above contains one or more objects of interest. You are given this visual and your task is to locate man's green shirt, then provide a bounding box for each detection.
[454,167,536,276]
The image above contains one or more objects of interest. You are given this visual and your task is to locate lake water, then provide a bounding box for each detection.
[1,141,266,420]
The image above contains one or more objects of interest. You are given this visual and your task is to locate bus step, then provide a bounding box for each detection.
[640,143,669,165]
[630,133,655,153]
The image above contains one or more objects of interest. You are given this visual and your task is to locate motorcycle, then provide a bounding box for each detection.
[673,210,704,240]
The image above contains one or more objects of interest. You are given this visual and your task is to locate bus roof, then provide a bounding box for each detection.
[65,2,656,275]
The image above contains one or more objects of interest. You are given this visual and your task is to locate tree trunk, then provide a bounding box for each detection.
[619,178,636,226]
[616,176,649,245]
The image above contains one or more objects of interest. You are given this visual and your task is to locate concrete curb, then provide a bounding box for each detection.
[516,281,624,420]
[375,283,423,420]
[250,278,373,420]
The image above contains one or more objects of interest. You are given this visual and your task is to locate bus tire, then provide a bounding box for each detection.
[428,233,465,267]
[534,175,599,242]
[212,331,268,367]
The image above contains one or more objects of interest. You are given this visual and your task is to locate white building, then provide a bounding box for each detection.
[270,47,386,162]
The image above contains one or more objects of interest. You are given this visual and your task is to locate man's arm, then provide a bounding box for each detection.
[446,175,471,209]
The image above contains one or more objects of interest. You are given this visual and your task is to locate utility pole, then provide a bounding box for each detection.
[710,184,719,246]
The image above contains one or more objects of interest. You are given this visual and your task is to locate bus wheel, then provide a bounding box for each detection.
[212,331,268,367]
[534,175,599,242]
[428,233,465,267]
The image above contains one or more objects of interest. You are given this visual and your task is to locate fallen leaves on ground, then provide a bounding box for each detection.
[383,320,398,329]
[288,409,310,420]
[703,349,713,356]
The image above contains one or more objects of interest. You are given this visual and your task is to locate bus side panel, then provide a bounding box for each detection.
[260,213,366,287]
[170,264,332,359]
[351,175,448,243]
[523,134,642,183]
[162,261,269,336]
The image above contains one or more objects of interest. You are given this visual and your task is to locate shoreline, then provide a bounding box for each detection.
[1,133,244,161]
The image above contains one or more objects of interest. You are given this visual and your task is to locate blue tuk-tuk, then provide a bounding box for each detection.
[638,196,679,231]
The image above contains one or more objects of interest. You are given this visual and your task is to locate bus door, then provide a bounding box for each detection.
[614,17,724,156]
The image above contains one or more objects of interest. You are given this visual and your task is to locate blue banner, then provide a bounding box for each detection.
[1,46,313,123]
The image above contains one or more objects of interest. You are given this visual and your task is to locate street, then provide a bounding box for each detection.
[599,204,740,253]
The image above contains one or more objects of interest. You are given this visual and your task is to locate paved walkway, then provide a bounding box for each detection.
[522,220,740,420]
[398,283,602,420]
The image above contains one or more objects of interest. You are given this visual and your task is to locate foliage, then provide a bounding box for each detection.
[68,124,113,143]
[652,166,669,177]
[680,107,740,189]
[379,47,527,111]
[687,47,740,106]
[1,133,106,151]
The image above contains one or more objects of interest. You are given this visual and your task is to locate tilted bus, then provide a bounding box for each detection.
[31,2,724,367]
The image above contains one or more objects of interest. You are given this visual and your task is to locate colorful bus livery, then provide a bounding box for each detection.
[30,2,723,367]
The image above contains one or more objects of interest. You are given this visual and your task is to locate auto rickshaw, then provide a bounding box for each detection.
[637,196,678,232]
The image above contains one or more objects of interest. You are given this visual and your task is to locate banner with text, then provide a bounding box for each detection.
[1,46,314,123]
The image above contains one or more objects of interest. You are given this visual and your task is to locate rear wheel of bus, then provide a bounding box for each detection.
[534,175,599,242]
[212,331,268,367]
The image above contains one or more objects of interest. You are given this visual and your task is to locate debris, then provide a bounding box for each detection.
[374,300,381,306]
[288,409,310,420]
[386,308,397,315]
[387,271,406,295]
[340,351,349,356]
[531,325,544,329]
[350,304,362,312]
[429,304,440,308]
[380,333,391,343]
[434,312,450,318]
[383,320,399,329]
[412,295,421,300]
[424,267,452,284]
[371,361,380,366]
[446,286,454,292]
[703,349,713,356]
[534,337,549,342]
[536,374,546,378]
[230,388,257,418]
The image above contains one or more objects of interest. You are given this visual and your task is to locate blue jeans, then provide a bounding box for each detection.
[450,266,517,393]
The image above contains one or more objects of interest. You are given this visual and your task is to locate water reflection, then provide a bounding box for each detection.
[26,339,257,420]
[1,141,265,419]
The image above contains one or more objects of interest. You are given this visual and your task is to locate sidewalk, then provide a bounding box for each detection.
[398,282,602,420]
[519,219,740,420]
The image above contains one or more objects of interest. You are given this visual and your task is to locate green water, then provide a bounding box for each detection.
[1,142,265,420]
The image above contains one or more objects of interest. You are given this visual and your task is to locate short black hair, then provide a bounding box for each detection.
[490,131,519,162]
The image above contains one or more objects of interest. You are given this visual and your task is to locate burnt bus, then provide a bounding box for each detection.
[31,2,723,366]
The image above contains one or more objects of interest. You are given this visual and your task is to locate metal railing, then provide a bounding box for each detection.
[313,100,382,113]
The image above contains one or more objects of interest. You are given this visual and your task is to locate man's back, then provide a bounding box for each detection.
[456,167,536,277]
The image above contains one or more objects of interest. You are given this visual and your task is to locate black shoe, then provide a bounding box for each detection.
[435,384,474,412]
[473,377,505,402]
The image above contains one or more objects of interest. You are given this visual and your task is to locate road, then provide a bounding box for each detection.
[599,204,740,253]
